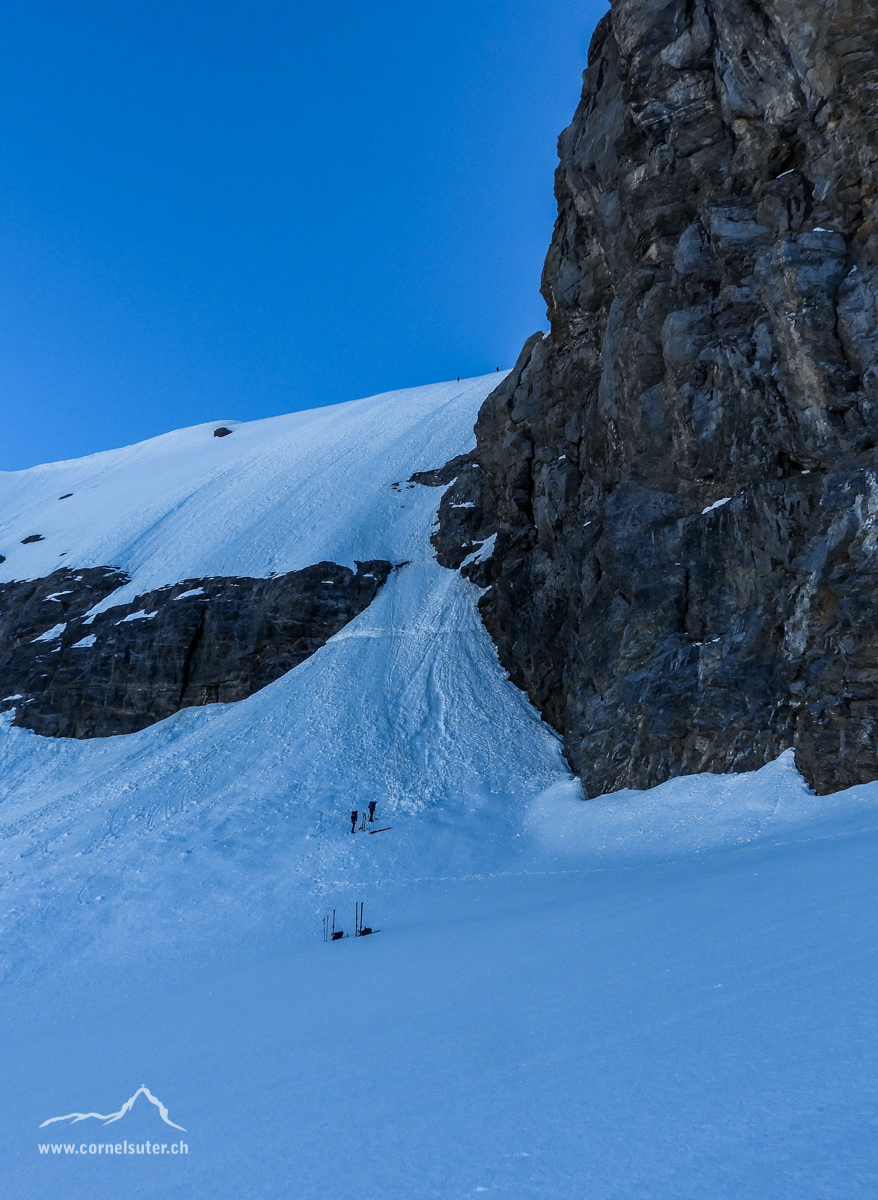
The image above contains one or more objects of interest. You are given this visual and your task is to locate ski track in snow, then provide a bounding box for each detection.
[1,375,877,1198]
[0,374,570,978]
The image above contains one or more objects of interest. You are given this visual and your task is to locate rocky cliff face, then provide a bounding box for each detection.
[0,561,393,737]
[433,0,878,795]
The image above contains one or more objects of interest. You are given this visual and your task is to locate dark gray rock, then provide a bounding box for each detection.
[0,560,394,738]
[408,453,475,488]
[213,427,233,438]
[20,535,45,544]
[431,0,878,796]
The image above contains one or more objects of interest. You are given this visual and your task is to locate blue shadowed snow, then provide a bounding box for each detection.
[1,378,877,1198]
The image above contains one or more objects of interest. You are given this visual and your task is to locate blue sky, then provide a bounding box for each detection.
[1,0,607,469]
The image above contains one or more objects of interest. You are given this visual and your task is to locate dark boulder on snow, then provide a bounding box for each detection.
[213,426,233,437]
[430,0,878,796]
[0,560,394,738]
[20,534,45,544]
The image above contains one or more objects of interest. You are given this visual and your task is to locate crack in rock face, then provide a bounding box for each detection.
[0,561,394,738]
[429,0,878,797]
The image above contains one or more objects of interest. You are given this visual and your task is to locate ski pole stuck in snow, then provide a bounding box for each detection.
[324,903,377,941]
[354,901,374,937]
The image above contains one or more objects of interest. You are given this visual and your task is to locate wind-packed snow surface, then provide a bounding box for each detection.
[1,377,877,1199]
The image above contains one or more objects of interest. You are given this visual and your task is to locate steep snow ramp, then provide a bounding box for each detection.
[0,375,503,593]
[0,374,571,977]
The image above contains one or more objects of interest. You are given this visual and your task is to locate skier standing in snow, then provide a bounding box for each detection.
[368,801,377,824]
[350,810,358,834]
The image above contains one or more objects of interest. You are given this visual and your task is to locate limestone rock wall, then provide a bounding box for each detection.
[434,0,878,795]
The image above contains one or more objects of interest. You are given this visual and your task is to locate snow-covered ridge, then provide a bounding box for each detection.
[0,376,504,607]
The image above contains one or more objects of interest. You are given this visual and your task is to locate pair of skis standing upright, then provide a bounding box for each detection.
[323,903,374,941]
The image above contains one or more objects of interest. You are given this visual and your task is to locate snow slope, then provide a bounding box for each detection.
[0,374,570,976]
[1,376,877,1198]
[0,375,507,595]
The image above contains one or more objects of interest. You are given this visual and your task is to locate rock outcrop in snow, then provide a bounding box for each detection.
[0,561,393,737]
[434,0,878,796]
